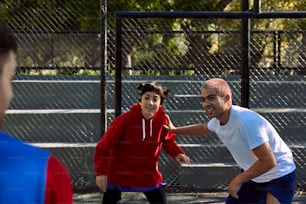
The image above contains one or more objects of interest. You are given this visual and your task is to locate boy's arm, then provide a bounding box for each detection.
[161,130,186,161]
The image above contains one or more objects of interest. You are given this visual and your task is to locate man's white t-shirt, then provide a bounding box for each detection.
[207,105,296,183]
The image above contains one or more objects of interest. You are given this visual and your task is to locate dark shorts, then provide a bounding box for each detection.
[226,170,296,204]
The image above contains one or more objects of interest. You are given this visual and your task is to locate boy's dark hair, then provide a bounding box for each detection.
[0,23,17,75]
[0,23,17,55]
[137,81,170,105]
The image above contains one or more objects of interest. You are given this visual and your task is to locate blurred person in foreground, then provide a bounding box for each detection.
[0,23,73,204]
[164,78,296,204]
[94,81,190,204]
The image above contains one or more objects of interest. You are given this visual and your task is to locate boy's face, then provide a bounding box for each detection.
[140,91,161,119]
[0,51,17,127]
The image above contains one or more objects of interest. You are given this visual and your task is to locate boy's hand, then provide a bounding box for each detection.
[175,154,190,165]
[96,175,107,192]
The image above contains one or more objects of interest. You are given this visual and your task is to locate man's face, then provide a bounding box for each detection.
[201,86,227,120]
[0,51,17,127]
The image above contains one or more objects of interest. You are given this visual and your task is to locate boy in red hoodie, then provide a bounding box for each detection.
[94,81,190,204]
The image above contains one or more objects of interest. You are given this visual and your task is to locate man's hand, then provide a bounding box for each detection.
[96,175,107,192]
[228,175,242,199]
[164,114,176,132]
[175,154,190,165]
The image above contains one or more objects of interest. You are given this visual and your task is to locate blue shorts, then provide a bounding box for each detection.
[226,170,296,204]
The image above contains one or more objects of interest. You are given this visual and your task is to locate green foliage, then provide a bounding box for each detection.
[77,0,100,30]
[167,36,189,56]
[2,0,305,76]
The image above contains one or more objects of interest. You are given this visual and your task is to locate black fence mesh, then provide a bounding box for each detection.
[1,0,305,193]
[113,12,306,191]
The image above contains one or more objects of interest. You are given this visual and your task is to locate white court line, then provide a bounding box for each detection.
[5,109,204,114]
[181,163,239,167]
[13,80,100,83]
[30,143,305,149]
[31,143,96,148]
[174,94,200,97]
[250,81,306,84]
[179,144,306,149]
[5,109,114,114]
[252,108,306,113]
[6,108,306,114]
[168,109,306,113]
[179,144,225,148]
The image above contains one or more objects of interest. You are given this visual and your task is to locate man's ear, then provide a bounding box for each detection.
[225,94,231,102]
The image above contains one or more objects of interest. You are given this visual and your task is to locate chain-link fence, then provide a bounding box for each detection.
[1,0,305,193]
[113,10,306,191]
[2,0,102,192]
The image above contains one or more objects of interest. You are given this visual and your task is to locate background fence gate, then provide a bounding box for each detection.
[113,8,306,191]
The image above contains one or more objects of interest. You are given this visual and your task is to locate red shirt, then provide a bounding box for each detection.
[45,156,73,204]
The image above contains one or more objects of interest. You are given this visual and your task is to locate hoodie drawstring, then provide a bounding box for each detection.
[142,119,145,141]
[142,118,153,141]
[150,119,152,137]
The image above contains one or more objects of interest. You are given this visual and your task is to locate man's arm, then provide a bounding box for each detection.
[164,122,212,136]
[228,142,276,199]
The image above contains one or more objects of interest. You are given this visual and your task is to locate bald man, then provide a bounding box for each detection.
[165,78,296,204]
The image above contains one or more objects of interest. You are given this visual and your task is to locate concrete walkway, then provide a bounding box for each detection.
[74,192,306,204]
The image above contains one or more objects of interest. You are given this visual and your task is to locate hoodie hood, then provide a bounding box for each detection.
[130,103,166,141]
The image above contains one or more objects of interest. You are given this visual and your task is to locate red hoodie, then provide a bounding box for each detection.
[94,103,184,187]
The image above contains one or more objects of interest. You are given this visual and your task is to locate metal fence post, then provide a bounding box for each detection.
[115,12,122,117]
[240,0,251,108]
[100,0,107,135]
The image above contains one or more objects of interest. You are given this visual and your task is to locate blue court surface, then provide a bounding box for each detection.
[74,192,306,204]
